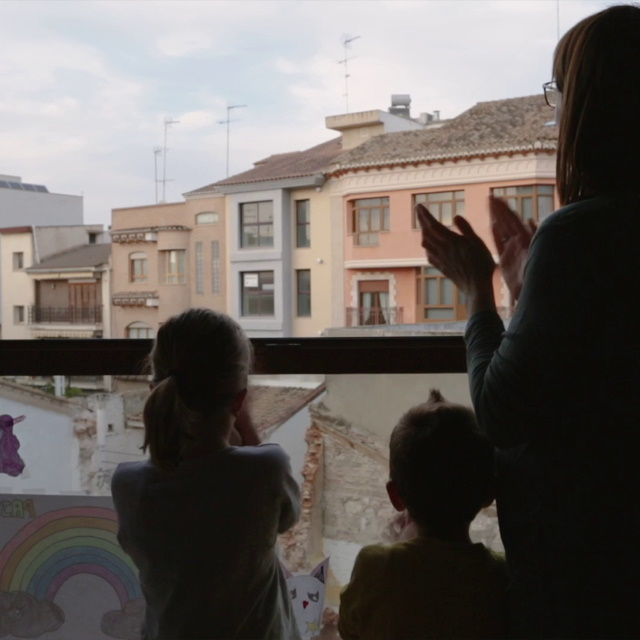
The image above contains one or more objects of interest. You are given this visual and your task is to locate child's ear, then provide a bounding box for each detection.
[386,480,406,512]
[230,388,248,417]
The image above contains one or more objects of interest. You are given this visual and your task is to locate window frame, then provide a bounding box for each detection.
[211,240,221,295]
[129,252,148,283]
[295,199,311,248]
[195,211,219,225]
[412,190,465,228]
[161,249,186,285]
[241,270,275,317]
[240,201,274,248]
[126,322,155,339]
[13,305,25,324]
[491,184,555,223]
[417,266,467,322]
[195,242,204,294]
[296,269,311,317]
[12,252,24,271]
[349,197,390,246]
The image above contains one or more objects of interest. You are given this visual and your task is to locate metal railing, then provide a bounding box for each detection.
[346,306,403,327]
[29,305,103,324]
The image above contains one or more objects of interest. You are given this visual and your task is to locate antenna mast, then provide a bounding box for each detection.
[161,117,180,202]
[218,104,247,178]
[153,146,162,203]
[338,34,360,113]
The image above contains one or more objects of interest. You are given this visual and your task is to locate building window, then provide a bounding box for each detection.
[196,212,219,225]
[350,197,390,246]
[161,249,186,284]
[296,270,311,317]
[129,252,148,283]
[418,267,467,321]
[295,200,311,248]
[13,306,24,324]
[12,252,24,270]
[240,201,274,248]
[492,185,554,223]
[126,322,155,339]
[241,271,274,316]
[88,232,98,244]
[358,280,390,325]
[195,242,204,294]
[413,190,465,227]
[211,241,221,295]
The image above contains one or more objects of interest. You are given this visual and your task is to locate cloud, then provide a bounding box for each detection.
[0,591,64,637]
[101,598,145,640]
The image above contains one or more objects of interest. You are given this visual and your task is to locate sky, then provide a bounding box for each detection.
[0,0,612,226]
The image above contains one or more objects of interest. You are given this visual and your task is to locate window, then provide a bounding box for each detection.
[240,201,274,247]
[241,271,274,316]
[13,306,24,324]
[295,200,311,248]
[358,280,390,325]
[129,252,148,283]
[492,185,554,223]
[211,241,221,295]
[12,252,24,270]
[296,270,311,317]
[418,267,467,321]
[88,232,98,244]
[162,249,186,284]
[413,190,465,227]
[350,197,390,245]
[196,212,219,225]
[126,322,155,339]
[195,242,203,294]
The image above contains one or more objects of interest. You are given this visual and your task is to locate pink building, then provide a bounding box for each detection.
[326,95,558,326]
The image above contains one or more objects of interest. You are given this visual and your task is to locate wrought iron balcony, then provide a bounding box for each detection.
[346,306,403,327]
[29,305,103,325]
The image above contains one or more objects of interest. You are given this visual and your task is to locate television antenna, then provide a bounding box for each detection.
[153,146,162,203]
[218,104,247,178]
[161,117,180,202]
[338,34,360,113]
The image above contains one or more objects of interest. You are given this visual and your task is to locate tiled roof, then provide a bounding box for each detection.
[250,384,325,435]
[27,244,111,271]
[185,138,343,194]
[329,95,557,174]
[0,226,32,234]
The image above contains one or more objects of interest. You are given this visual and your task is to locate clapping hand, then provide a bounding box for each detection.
[416,204,496,312]
[489,196,537,302]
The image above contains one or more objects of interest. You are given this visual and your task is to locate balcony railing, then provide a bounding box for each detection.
[346,306,403,327]
[29,305,103,325]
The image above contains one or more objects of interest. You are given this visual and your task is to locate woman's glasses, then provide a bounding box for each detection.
[543,81,560,108]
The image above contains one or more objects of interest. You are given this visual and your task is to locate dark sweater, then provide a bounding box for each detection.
[465,193,640,638]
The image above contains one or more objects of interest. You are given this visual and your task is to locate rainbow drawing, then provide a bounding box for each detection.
[0,506,141,608]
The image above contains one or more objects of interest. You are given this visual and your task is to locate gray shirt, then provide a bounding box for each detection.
[112,443,301,640]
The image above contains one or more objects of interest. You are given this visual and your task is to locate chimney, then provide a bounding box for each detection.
[389,94,411,119]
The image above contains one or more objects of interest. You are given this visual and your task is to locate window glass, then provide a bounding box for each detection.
[195,212,219,225]
[241,271,275,316]
[296,269,311,317]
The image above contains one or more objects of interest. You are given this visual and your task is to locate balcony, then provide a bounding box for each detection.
[346,306,403,327]
[29,305,103,324]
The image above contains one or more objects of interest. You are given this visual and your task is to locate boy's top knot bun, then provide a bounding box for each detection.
[427,388,445,405]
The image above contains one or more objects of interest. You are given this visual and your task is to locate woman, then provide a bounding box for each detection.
[418,5,640,638]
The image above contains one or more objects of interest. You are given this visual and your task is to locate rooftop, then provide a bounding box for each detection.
[328,94,557,175]
[27,243,111,271]
[186,137,343,194]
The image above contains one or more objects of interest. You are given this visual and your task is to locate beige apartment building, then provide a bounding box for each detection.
[110,192,226,338]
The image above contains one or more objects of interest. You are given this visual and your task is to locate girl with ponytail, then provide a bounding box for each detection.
[112,308,301,640]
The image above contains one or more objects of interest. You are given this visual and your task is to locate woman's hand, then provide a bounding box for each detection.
[417,204,496,314]
[489,195,537,302]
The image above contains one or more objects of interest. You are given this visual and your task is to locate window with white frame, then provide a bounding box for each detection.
[126,322,155,339]
[241,271,274,316]
[196,212,219,225]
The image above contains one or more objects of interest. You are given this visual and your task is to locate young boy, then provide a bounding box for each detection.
[338,389,507,640]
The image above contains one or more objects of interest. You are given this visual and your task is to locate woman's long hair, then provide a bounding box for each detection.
[554,4,640,205]
[142,309,252,470]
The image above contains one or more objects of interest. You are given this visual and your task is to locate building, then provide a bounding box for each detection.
[0,225,109,340]
[110,192,226,338]
[326,94,558,326]
[0,175,84,330]
[191,96,430,338]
